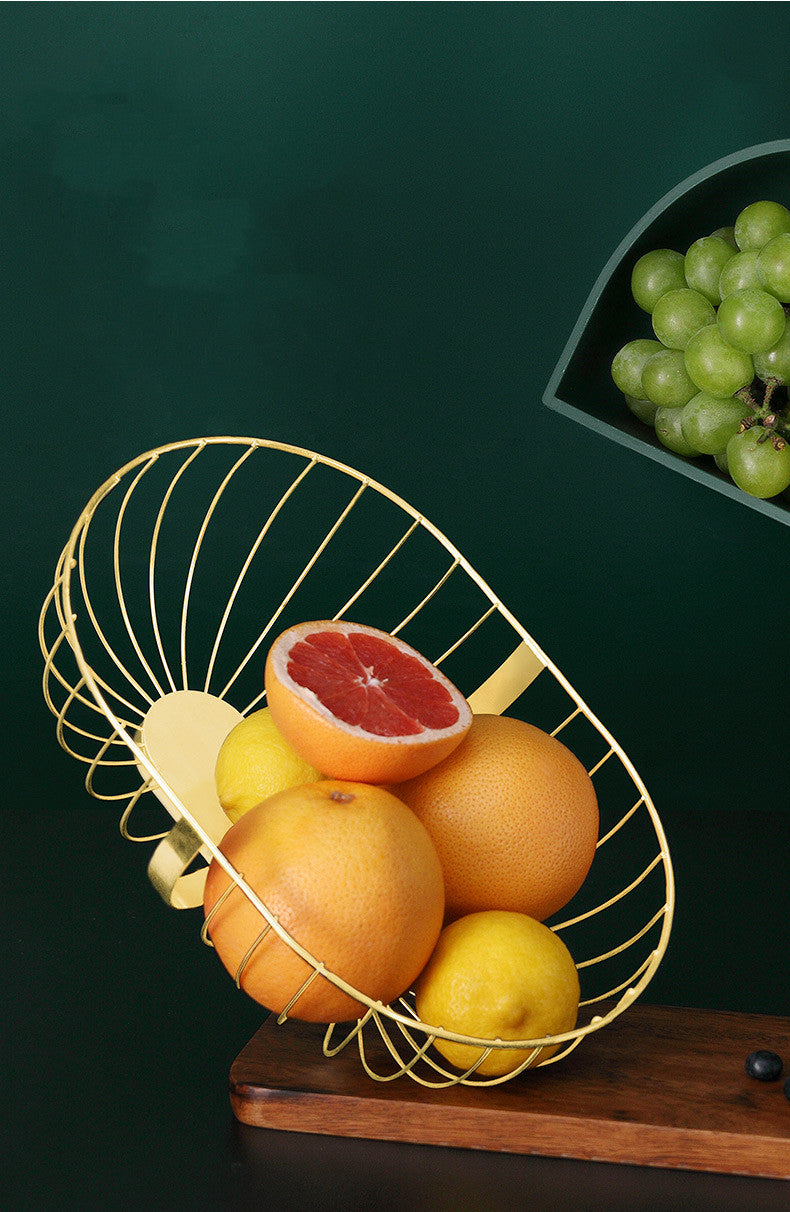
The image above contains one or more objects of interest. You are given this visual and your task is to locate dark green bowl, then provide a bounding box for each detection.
[543,140,790,527]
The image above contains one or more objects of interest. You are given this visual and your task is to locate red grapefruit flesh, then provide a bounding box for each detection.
[264,620,472,784]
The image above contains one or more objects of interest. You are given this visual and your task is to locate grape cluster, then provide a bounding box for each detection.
[611,200,790,501]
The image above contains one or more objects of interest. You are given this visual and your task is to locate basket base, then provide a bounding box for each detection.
[229,1002,790,1178]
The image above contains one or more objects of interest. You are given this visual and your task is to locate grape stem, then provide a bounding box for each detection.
[736,385,758,410]
[736,378,790,441]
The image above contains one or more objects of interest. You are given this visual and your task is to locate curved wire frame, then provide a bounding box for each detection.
[39,436,675,1088]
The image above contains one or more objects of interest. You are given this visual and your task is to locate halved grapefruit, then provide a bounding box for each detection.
[264,620,472,784]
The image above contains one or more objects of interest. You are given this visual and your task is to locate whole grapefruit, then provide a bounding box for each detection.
[393,713,599,923]
[203,779,445,1022]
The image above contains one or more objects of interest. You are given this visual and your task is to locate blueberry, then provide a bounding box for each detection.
[745,1049,783,1082]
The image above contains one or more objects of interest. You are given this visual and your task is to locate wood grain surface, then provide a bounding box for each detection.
[229,1002,790,1178]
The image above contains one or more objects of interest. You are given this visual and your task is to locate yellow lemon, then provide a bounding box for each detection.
[414,910,580,1077]
[215,707,322,824]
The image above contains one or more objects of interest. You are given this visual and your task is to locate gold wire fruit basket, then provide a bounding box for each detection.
[39,436,674,1088]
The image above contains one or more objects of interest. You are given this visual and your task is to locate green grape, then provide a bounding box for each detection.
[719,249,761,298]
[630,248,687,312]
[734,200,790,251]
[711,225,738,249]
[684,324,754,396]
[624,393,659,424]
[654,406,698,456]
[651,287,716,350]
[756,232,790,303]
[753,324,790,386]
[716,287,786,355]
[611,338,664,395]
[680,391,749,455]
[641,348,698,408]
[726,427,790,498]
[616,205,790,456]
[684,235,736,303]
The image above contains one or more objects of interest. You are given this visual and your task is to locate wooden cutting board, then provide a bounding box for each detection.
[229,1002,790,1178]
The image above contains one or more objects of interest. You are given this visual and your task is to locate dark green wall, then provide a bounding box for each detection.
[5,1,789,1055]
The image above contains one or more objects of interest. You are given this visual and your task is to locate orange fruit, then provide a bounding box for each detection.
[393,713,598,923]
[414,910,580,1075]
[264,620,472,784]
[202,779,445,1023]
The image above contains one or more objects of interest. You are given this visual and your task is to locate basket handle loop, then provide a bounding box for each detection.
[466,642,546,715]
[147,816,208,909]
